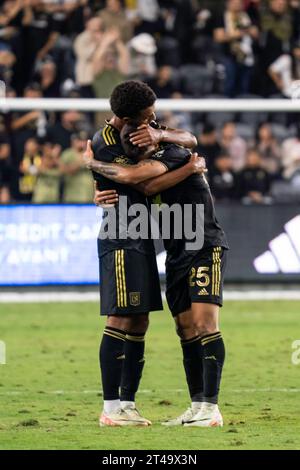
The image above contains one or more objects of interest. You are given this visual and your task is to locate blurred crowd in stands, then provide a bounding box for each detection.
[1,0,300,204]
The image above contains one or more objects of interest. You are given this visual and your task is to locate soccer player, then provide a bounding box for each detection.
[88,123,229,428]
[89,81,198,427]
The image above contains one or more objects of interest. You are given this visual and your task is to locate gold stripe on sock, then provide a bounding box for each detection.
[104,331,126,342]
[126,334,145,342]
[201,334,222,346]
[105,328,126,341]
[182,336,201,345]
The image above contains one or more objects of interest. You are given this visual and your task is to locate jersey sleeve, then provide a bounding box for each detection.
[150,144,191,172]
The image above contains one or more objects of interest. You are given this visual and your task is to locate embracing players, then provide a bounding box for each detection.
[86,81,229,427]
[88,80,200,427]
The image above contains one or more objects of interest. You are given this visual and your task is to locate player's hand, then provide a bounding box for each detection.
[189,153,207,174]
[83,139,94,169]
[129,124,163,147]
[94,187,119,208]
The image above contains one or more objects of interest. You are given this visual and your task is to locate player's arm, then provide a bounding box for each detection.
[94,154,206,205]
[84,140,168,185]
[129,124,197,149]
[134,154,206,196]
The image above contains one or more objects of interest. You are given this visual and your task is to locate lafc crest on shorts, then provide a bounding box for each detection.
[129,292,141,306]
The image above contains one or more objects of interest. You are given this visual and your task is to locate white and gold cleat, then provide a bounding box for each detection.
[99,408,147,427]
[161,405,202,426]
[183,403,223,427]
[122,404,151,426]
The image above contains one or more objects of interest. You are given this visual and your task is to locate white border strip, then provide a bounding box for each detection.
[1,97,300,112]
[0,290,300,303]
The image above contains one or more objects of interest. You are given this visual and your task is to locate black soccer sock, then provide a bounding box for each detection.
[120,332,146,402]
[99,326,126,400]
[201,332,225,404]
[181,336,204,403]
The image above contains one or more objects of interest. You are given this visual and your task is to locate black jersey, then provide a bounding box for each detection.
[150,144,229,269]
[92,123,155,258]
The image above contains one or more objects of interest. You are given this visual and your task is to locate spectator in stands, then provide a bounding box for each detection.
[74,16,104,98]
[0,44,16,87]
[220,121,247,171]
[60,131,94,203]
[213,0,259,97]
[210,151,237,201]
[11,83,46,162]
[0,134,11,203]
[281,123,300,179]
[23,1,61,83]
[32,141,61,203]
[33,57,60,98]
[268,39,300,97]
[128,33,157,79]
[47,110,83,150]
[236,148,271,203]
[148,65,177,98]
[256,122,282,175]
[92,27,129,99]
[0,0,25,93]
[259,0,297,95]
[132,0,161,36]
[19,137,41,201]
[195,123,222,172]
[98,0,133,43]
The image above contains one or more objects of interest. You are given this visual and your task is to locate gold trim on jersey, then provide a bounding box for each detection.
[102,124,117,146]
[102,125,111,146]
[108,125,116,145]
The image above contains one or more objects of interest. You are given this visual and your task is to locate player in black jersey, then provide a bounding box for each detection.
[87,81,198,427]
[88,123,229,428]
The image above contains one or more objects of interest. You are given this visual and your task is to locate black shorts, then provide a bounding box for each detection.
[99,249,163,315]
[166,246,227,317]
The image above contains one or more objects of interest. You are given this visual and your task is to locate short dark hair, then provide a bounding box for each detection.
[110,80,156,119]
[120,123,143,160]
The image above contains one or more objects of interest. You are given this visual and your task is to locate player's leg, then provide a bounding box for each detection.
[162,271,203,426]
[119,314,150,424]
[100,313,151,426]
[99,249,162,426]
[184,247,227,427]
[118,249,162,419]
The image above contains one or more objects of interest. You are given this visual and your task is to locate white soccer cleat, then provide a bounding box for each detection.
[99,408,148,427]
[183,403,223,427]
[121,404,152,426]
[161,405,202,426]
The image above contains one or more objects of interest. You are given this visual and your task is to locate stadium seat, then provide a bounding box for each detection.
[235,123,255,141]
[270,123,290,142]
[156,37,181,67]
[236,94,269,127]
[179,64,214,97]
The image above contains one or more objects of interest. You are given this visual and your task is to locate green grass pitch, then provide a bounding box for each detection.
[0,300,300,450]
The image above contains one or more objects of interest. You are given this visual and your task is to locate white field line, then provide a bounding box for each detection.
[0,388,300,396]
[1,290,300,303]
